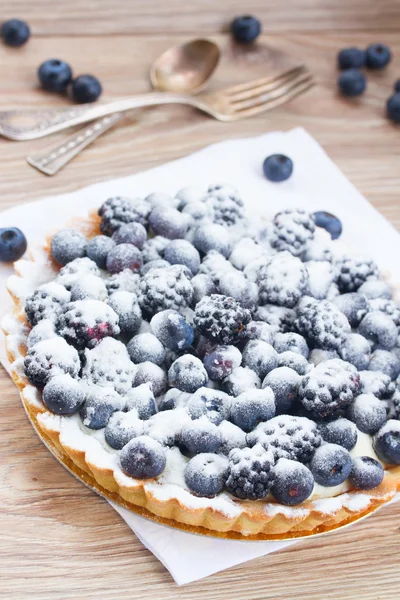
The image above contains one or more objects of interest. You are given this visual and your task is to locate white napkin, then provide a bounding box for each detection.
[1,127,400,585]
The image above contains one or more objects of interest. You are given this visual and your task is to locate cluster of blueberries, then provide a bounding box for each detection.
[337,44,400,123]
[17,184,400,506]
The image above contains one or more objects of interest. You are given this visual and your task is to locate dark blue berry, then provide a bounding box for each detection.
[80,387,124,430]
[127,332,165,365]
[157,388,190,411]
[42,374,85,415]
[273,332,309,358]
[51,228,87,266]
[111,222,147,249]
[86,235,115,269]
[262,367,300,414]
[365,43,391,69]
[373,420,400,464]
[72,74,102,103]
[358,312,398,350]
[395,80,400,93]
[337,48,365,70]
[0,227,27,262]
[193,223,231,257]
[133,362,168,397]
[277,351,310,376]
[230,388,275,433]
[163,239,200,275]
[318,418,358,451]
[120,435,166,479]
[242,340,278,379]
[106,243,143,274]
[149,206,188,239]
[150,309,194,351]
[369,349,400,380]
[141,259,170,276]
[333,293,368,328]
[387,93,400,123]
[38,59,73,93]
[203,345,242,381]
[1,19,30,47]
[271,458,314,506]
[108,291,142,338]
[349,456,384,490]
[168,355,208,393]
[184,453,228,497]
[105,410,144,450]
[310,443,352,486]
[125,383,157,420]
[181,418,222,454]
[187,388,231,425]
[338,69,366,97]
[231,15,261,43]
[263,154,293,182]
[313,211,342,240]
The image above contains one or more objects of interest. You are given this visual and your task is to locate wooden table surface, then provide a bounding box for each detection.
[1,2,400,598]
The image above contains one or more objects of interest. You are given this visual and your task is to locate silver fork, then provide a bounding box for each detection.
[0,65,314,145]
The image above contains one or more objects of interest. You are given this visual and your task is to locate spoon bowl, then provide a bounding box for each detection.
[150,39,220,94]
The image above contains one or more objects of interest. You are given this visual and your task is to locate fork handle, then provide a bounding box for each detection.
[0,92,197,141]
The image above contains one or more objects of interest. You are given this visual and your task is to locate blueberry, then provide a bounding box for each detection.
[387,93,400,124]
[193,223,232,258]
[145,192,174,210]
[309,348,339,366]
[133,362,168,397]
[187,388,231,425]
[310,443,352,486]
[349,456,384,490]
[1,19,30,47]
[231,15,261,43]
[69,274,107,302]
[0,227,27,262]
[125,382,157,420]
[184,453,228,497]
[86,235,115,269]
[127,332,165,365]
[51,228,87,266]
[105,410,144,450]
[80,387,124,430]
[271,458,314,505]
[395,80,400,93]
[337,47,365,70]
[313,211,342,240]
[318,418,358,451]
[108,291,142,338]
[149,206,188,239]
[203,345,242,381]
[373,420,400,464]
[348,393,387,434]
[120,435,166,479]
[38,59,73,93]
[333,293,369,328]
[244,321,274,345]
[168,355,208,393]
[338,69,366,97]
[358,280,392,300]
[222,366,261,397]
[150,309,194,351]
[141,259,170,275]
[263,154,293,182]
[358,312,398,350]
[218,420,247,455]
[230,388,275,433]
[369,349,400,380]
[218,271,258,310]
[163,239,200,275]
[175,186,205,209]
[262,367,300,414]
[277,351,310,376]
[242,340,278,379]
[339,333,371,371]
[181,417,222,454]
[72,74,102,103]
[106,243,143,273]
[111,221,147,249]
[191,273,217,306]
[43,374,85,415]
[365,43,392,69]
[273,332,309,358]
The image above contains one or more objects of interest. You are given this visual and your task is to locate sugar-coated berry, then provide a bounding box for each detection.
[271,458,314,506]
[395,80,400,93]
[231,15,261,43]
[157,388,191,411]
[365,43,392,69]
[1,19,30,47]
[218,420,247,455]
[184,453,228,497]
[263,154,293,182]
[191,273,217,306]
[358,280,392,300]
[273,332,309,358]
[187,387,231,425]
[0,227,27,262]
[42,374,85,415]
[222,366,261,397]
[310,443,352,487]
[120,435,166,479]
[262,367,301,414]
[337,47,365,70]
[150,309,194,351]
[27,319,57,349]
[313,211,342,240]
[347,393,387,434]
[72,74,102,103]
[338,69,366,97]
[242,340,278,380]
[369,349,400,380]
[51,228,87,266]
[358,312,398,350]
[349,456,384,490]
[106,243,143,274]
[38,59,73,92]
[203,345,242,381]
[105,410,144,450]
[244,321,274,345]
[86,235,115,268]
[387,93,400,124]
[70,274,108,302]
[193,223,232,258]
[127,332,165,365]
[168,355,208,393]
[112,221,147,249]
[145,191,174,210]
[163,239,200,275]
[230,387,275,433]
[149,206,188,239]
[80,386,124,429]
[181,417,222,454]
[124,383,157,420]
[318,417,358,451]
[225,444,275,500]
[278,351,310,376]
[218,270,258,310]
[24,337,80,387]
[333,293,369,327]
[373,420,400,464]
[132,362,168,397]
[108,291,142,338]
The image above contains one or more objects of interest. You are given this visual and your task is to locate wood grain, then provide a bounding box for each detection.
[1,9,400,599]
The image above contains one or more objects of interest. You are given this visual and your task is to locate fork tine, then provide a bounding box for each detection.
[222,65,307,97]
[231,78,315,119]
[230,71,313,112]
[228,68,311,104]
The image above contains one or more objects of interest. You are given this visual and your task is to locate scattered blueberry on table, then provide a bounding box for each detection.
[38,59,73,93]
[263,154,293,182]
[395,80,400,93]
[72,74,102,104]
[231,15,261,44]
[338,68,366,97]
[365,43,392,70]
[0,227,27,262]
[313,211,342,239]
[387,93,400,123]
[337,47,366,70]
[1,18,30,47]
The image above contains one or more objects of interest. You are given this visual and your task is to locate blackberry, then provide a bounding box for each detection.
[55,257,100,290]
[256,252,308,308]
[271,459,314,506]
[203,187,245,227]
[57,300,120,349]
[184,453,229,497]
[25,282,70,326]
[295,298,350,350]
[99,196,151,235]
[105,269,140,295]
[81,337,135,395]
[139,265,193,316]
[335,256,378,293]
[247,415,321,463]
[299,358,360,419]
[24,337,80,388]
[225,444,275,500]
[255,304,296,333]
[270,209,315,257]
[358,370,395,399]
[369,298,400,326]
[193,294,251,344]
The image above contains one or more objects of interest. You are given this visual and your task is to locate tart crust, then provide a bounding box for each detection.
[3,209,400,541]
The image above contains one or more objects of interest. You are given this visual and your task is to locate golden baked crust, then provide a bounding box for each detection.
[3,210,400,541]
